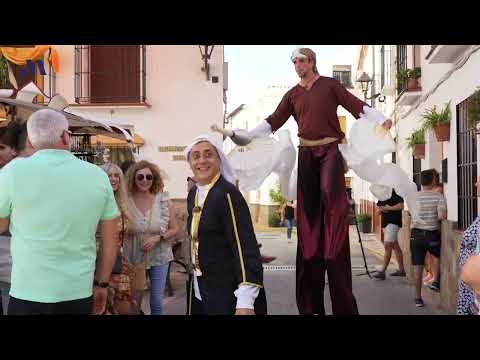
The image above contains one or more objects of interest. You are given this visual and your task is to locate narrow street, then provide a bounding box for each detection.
[158,226,448,315]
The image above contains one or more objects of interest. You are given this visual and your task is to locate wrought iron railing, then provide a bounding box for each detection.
[396,45,407,94]
[333,70,352,88]
[74,45,146,104]
[457,98,478,230]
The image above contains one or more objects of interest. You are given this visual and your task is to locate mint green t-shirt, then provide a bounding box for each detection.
[0,149,119,302]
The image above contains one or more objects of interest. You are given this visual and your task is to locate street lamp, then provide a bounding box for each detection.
[356,72,386,105]
[198,45,215,81]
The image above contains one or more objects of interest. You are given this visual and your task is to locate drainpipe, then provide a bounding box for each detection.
[371,45,376,108]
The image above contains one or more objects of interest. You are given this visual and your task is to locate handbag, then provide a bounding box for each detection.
[129,256,147,292]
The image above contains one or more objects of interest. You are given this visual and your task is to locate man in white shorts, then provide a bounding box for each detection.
[373,189,406,280]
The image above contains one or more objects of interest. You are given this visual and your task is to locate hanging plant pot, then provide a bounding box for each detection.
[432,122,450,142]
[406,78,419,91]
[413,144,425,159]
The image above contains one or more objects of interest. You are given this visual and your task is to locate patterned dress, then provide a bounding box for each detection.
[457,217,480,315]
[105,213,138,315]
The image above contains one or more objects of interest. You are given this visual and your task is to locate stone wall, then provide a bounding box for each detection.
[396,211,462,314]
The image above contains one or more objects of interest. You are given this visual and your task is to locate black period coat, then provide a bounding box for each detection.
[186,176,267,315]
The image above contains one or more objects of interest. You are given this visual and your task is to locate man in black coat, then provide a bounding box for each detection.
[184,135,267,315]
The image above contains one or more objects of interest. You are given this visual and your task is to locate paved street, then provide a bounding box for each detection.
[156,226,448,315]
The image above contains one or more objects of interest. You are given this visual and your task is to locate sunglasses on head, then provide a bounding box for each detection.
[136,174,153,181]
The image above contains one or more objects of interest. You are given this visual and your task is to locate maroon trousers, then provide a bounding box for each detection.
[296,142,358,315]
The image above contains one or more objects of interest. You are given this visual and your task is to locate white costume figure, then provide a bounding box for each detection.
[213,110,420,221]
[338,112,420,221]
[222,128,296,199]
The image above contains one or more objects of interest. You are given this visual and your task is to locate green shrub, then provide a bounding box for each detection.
[356,213,371,223]
[269,210,282,227]
[468,89,480,127]
[406,128,425,148]
[421,101,451,130]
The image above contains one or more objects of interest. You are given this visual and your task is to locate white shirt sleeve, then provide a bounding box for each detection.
[360,105,387,125]
[247,120,272,139]
[234,284,261,309]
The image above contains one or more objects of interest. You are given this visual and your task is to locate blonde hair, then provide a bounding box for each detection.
[126,160,165,195]
[100,162,131,220]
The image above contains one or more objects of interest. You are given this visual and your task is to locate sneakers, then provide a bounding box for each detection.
[390,270,406,277]
[373,271,386,280]
[415,298,425,307]
[428,281,440,292]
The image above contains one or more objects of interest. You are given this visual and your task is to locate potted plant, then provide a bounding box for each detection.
[396,67,421,91]
[421,101,451,142]
[406,128,426,159]
[356,213,372,233]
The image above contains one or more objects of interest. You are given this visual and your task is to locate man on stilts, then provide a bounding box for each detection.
[227,47,392,315]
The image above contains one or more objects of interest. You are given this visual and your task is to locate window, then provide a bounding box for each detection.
[413,157,422,191]
[333,70,352,88]
[74,45,146,104]
[457,97,477,230]
[396,45,407,94]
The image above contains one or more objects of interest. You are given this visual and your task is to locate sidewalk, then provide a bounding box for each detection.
[158,226,448,315]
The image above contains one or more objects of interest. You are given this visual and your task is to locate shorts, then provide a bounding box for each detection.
[410,228,441,266]
[383,224,400,243]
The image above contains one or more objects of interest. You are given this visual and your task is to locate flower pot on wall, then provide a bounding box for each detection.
[406,78,419,91]
[413,144,425,159]
[432,122,450,142]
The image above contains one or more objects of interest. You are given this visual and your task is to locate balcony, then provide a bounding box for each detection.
[427,45,472,64]
[396,78,422,106]
[396,88,422,106]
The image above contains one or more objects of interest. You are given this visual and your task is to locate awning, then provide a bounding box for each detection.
[91,133,145,147]
[0,97,133,141]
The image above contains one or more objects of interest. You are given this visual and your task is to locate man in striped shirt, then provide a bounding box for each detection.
[410,169,447,307]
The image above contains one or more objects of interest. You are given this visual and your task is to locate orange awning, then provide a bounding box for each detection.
[90,133,145,147]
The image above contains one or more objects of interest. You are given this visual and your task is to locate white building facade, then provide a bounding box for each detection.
[49,45,226,200]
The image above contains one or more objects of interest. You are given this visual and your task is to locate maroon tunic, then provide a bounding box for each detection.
[265,76,368,140]
[265,76,365,315]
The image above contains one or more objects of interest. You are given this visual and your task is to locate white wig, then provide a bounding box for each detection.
[27,109,69,149]
[184,134,236,185]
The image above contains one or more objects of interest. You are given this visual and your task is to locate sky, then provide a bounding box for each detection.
[224,45,360,112]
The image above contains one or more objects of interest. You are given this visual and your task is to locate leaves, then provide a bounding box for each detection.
[356,213,371,223]
[406,128,426,148]
[468,89,480,127]
[396,67,422,82]
[421,101,451,130]
[269,180,285,205]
